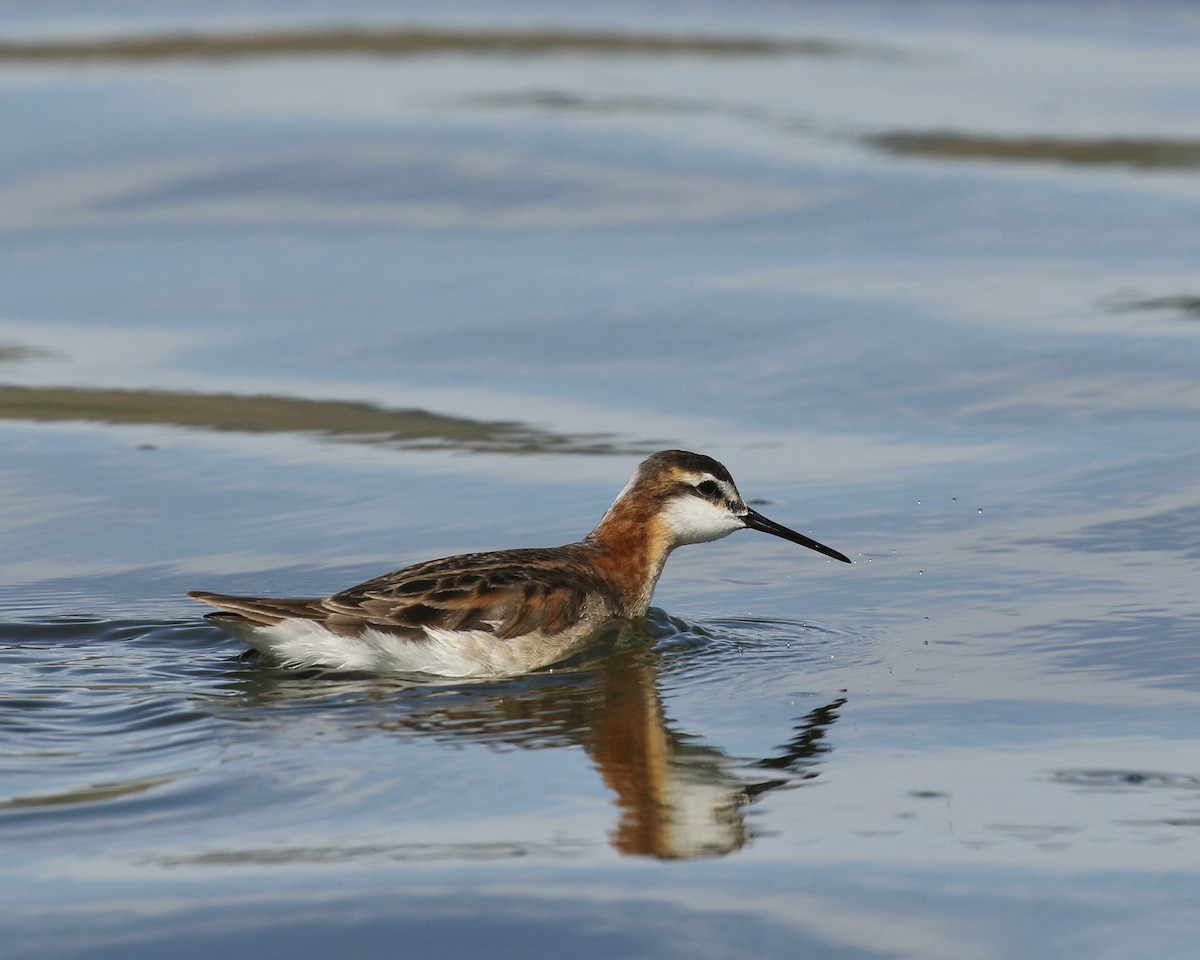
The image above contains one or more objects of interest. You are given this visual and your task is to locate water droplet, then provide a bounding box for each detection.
[918,569,924,575]
[916,499,922,505]
[951,497,957,502]
[977,507,983,515]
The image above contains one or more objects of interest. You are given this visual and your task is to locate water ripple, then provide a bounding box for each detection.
[651,612,877,693]
[0,619,224,815]
[1048,769,1200,792]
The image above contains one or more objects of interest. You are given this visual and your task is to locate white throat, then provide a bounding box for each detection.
[661,496,744,546]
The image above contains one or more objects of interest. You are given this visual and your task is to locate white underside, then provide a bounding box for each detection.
[223,617,585,678]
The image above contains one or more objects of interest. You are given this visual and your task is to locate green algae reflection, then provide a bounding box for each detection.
[0,385,639,455]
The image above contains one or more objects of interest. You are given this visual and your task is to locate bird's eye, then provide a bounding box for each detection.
[696,479,720,498]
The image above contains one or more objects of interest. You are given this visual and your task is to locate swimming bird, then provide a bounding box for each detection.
[190,449,850,678]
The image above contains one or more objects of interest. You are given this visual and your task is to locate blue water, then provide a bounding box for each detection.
[2,2,1199,958]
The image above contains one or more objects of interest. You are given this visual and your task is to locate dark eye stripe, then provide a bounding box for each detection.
[695,479,720,497]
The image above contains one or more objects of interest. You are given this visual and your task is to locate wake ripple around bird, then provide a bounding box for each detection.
[0,618,225,819]
[647,609,881,695]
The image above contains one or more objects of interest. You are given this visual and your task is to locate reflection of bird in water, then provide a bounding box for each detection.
[219,615,847,860]
[585,649,845,859]
[191,450,850,677]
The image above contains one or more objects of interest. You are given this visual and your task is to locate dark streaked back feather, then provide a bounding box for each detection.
[190,544,614,642]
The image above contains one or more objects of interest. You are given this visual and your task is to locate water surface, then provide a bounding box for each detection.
[2,2,1199,958]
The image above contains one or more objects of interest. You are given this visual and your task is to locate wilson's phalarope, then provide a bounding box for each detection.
[190,449,850,678]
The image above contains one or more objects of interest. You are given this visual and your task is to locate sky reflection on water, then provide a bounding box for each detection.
[2,2,1200,959]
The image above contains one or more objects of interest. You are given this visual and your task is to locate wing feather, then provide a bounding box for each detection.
[191,545,609,643]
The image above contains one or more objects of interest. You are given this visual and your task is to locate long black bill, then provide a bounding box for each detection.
[742,507,852,564]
